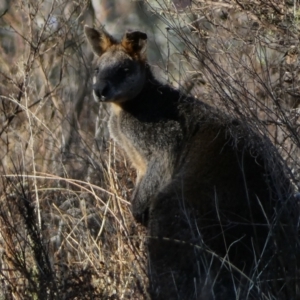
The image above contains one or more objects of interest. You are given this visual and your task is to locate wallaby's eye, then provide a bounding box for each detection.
[94,67,99,75]
[115,68,130,78]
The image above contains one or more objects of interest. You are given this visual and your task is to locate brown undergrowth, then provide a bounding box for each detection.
[1,0,300,299]
[0,151,148,299]
[0,1,149,299]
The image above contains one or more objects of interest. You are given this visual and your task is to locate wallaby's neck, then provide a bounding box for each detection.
[117,64,166,110]
[138,64,174,98]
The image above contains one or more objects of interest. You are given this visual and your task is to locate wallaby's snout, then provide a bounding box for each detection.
[93,80,110,102]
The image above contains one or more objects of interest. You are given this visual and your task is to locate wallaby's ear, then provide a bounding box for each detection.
[84,25,115,56]
[121,31,147,58]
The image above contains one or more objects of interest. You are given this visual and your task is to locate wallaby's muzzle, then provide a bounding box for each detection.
[93,81,109,102]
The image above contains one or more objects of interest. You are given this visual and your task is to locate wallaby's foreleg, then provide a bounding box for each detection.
[131,158,170,224]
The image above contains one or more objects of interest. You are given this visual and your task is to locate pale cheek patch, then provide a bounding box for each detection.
[93,76,97,84]
[93,90,100,102]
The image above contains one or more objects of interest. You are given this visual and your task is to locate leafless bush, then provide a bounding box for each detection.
[0,1,149,299]
[1,0,300,299]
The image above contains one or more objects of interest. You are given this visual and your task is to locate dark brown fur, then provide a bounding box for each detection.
[85,25,299,299]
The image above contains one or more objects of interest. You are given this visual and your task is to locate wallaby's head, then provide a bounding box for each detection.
[85,25,148,103]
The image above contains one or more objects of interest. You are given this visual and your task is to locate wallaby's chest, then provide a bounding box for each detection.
[110,103,182,147]
[108,102,184,175]
[108,103,147,177]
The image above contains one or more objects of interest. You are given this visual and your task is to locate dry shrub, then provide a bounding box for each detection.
[0,1,148,299]
[0,0,300,299]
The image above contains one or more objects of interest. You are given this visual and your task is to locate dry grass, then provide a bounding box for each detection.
[0,165,149,299]
[0,1,149,299]
[0,0,299,299]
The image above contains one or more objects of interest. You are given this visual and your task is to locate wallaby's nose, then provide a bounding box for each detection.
[93,82,109,101]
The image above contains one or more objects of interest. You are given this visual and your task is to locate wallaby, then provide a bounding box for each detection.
[85,25,299,300]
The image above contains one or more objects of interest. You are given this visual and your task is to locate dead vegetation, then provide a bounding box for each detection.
[0,0,299,299]
[0,0,148,299]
